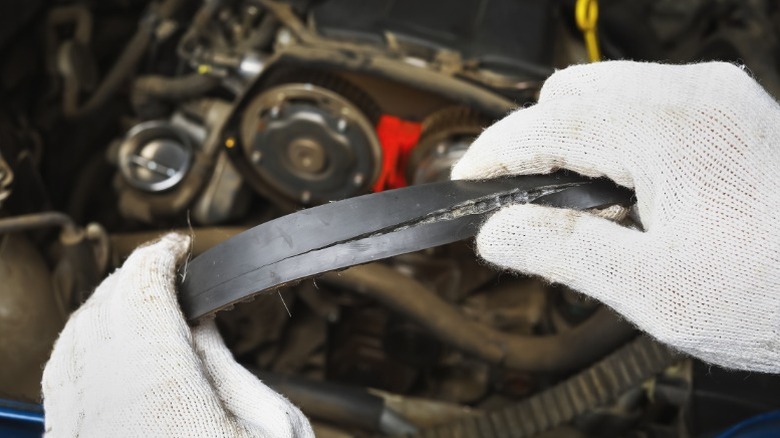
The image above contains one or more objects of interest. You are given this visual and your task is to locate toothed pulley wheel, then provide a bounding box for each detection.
[240,71,382,204]
[407,106,490,185]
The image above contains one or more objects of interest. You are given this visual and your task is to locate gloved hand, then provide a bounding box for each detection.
[453,61,780,373]
[42,234,313,437]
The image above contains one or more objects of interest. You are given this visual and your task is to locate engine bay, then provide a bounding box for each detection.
[2,0,780,436]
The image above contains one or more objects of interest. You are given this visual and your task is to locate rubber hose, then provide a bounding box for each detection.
[251,370,417,435]
[130,73,221,114]
[64,26,150,118]
[413,336,679,438]
[64,0,186,119]
[133,73,221,100]
[322,264,636,373]
[0,212,77,236]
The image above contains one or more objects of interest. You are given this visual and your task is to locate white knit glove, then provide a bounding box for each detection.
[453,61,780,373]
[42,234,313,437]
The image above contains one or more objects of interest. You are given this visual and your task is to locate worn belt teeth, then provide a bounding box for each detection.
[414,186,560,227]
[186,178,624,320]
[194,185,577,319]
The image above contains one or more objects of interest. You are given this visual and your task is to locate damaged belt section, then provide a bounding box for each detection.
[180,173,634,320]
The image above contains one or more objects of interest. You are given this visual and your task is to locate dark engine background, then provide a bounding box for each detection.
[1,1,780,436]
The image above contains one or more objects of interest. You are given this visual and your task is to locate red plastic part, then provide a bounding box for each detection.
[373,115,423,192]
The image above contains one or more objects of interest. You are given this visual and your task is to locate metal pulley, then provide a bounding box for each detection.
[118,121,194,192]
[236,69,382,204]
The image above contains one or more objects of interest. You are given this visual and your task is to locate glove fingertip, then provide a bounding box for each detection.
[153,232,192,263]
[106,233,194,327]
[450,156,481,181]
[122,232,191,269]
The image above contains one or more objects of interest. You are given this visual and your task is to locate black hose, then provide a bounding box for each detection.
[322,264,636,373]
[0,212,77,236]
[64,30,149,118]
[64,0,186,119]
[250,370,417,435]
[130,73,221,116]
[133,73,221,99]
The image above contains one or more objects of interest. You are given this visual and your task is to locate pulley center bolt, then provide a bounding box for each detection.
[287,138,327,174]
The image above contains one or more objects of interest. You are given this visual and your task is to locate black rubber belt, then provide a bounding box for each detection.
[180,173,633,320]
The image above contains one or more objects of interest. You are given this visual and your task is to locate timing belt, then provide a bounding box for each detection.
[180,173,634,320]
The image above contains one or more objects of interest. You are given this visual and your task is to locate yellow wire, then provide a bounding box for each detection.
[576,0,601,62]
